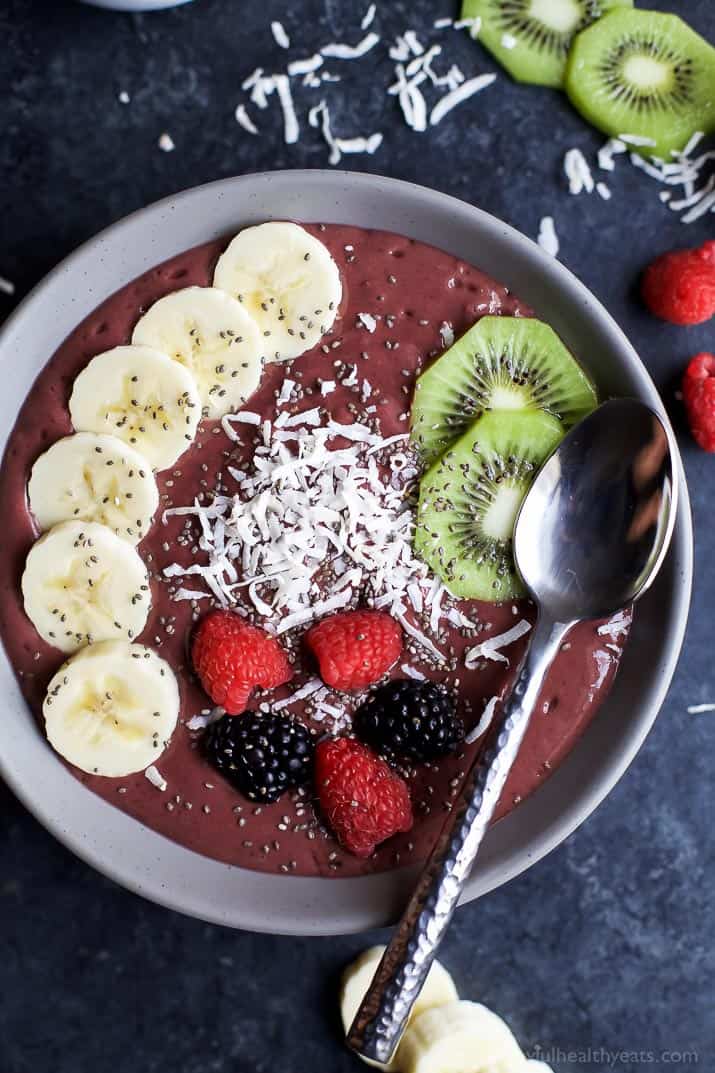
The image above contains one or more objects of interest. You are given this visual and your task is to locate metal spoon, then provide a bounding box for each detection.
[348,397,677,1065]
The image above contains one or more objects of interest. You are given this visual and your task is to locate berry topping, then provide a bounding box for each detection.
[683,353,715,453]
[204,711,314,803]
[354,680,464,763]
[305,610,403,692]
[192,610,292,715]
[641,240,715,326]
[315,737,413,858]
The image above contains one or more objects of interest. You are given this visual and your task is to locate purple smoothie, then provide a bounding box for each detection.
[0,225,629,878]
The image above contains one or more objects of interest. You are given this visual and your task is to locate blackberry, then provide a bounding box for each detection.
[204,712,314,803]
[354,680,463,763]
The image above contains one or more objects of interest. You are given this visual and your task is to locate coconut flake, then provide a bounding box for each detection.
[186,708,224,730]
[619,133,657,148]
[465,696,499,744]
[429,73,496,126]
[271,20,290,49]
[158,132,175,153]
[564,148,594,195]
[0,276,15,296]
[272,74,299,144]
[597,137,627,172]
[358,312,378,332]
[322,32,380,60]
[595,182,612,201]
[145,765,167,791]
[596,610,630,640]
[361,4,377,30]
[501,33,517,48]
[235,104,259,135]
[287,54,323,76]
[688,703,715,714]
[537,216,559,257]
[465,620,531,668]
[401,664,426,680]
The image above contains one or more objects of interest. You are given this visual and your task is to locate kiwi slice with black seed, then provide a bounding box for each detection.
[410,316,597,468]
[566,9,715,160]
[461,0,632,88]
[415,409,564,601]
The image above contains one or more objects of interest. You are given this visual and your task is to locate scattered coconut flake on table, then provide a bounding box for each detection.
[537,216,559,257]
[361,4,376,30]
[595,182,611,201]
[322,31,380,60]
[271,20,290,50]
[0,276,15,296]
[287,54,323,77]
[235,104,259,135]
[597,138,627,172]
[157,132,175,153]
[465,696,499,744]
[564,148,594,195]
[618,133,657,149]
[430,73,496,126]
[465,620,532,668]
[687,703,715,714]
[118,90,130,104]
[145,765,167,791]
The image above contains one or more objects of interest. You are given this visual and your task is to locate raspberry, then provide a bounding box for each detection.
[305,610,403,692]
[315,737,413,858]
[641,240,715,326]
[354,680,464,763]
[204,711,314,802]
[192,610,292,715]
[683,353,715,453]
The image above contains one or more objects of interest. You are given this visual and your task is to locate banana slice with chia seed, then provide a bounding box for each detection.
[21,520,151,653]
[43,640,179,777]
[28,432,158,544]
[213,221,342,363]
[132,286,263,418]
[69,344,201,471]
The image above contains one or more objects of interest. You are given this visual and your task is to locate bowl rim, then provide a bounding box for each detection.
[0,170,693,934]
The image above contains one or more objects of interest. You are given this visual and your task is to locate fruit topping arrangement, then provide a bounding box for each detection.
[20,219,621,865]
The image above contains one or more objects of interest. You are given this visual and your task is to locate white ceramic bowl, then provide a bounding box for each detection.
[0,172,692,934]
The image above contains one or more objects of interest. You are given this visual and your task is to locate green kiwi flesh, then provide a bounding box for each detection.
[415,409,564,601]
[410,316,597,468]
[461,0,633,88]
[566,9,715,159]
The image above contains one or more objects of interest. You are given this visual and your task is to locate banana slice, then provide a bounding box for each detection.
[340,945,459,1071]
[69,344,201,471]
[43,640,179,777]
[132,286,263,419]
[213,221,342,363]
[28,432,159,545]
[21,520,151,654]
[397,1001,529,1073]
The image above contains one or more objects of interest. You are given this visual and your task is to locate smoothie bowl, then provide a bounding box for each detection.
[0,172,692,933]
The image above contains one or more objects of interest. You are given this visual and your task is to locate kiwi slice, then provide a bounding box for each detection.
[415,409,563,601]
[410,316,596,468]
[566,9,715,160]
[461,0,632,88]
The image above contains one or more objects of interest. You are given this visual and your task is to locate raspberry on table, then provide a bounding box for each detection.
[354,679,464,763]
[683,352,715,453]
[641,240,715,326]
[305,609,403,692]
[204,711,314,803]
[315,737,413,858]
[192,609,292,715]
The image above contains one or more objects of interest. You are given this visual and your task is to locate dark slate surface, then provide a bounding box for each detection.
[1,1,713,1070]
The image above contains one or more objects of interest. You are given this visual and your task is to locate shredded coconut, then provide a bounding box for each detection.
[429,74,496,126]
[322,32,380,60]
[0,276,15,296]
[564,148,594,195]
[271,20,290,49]
[287,54,323,76]
[439,322,455,348]
[361,4,377,30]
[688,703,715,714]
[537,216,559,257]
[358,312,378,333]
[465,620,532,668]
[235,104,259,135]
[501,33,517,49]
[145,765,167,791]
[465,696,499,744]
[157,132,175,153]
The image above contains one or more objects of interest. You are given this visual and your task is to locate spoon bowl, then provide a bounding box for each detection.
[516,398,677,622]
